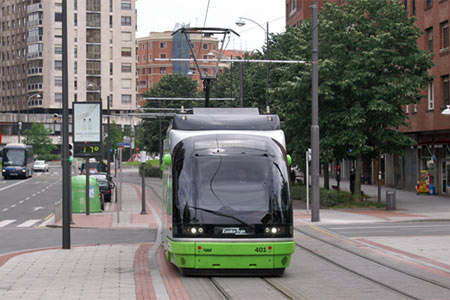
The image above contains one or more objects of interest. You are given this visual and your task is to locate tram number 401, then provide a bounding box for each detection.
[254,247,267,253]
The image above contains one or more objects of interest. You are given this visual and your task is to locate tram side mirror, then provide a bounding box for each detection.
[287,154,292,166]
[163,154,172,167]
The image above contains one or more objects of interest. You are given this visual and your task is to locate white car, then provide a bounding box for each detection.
[33,160,49,172]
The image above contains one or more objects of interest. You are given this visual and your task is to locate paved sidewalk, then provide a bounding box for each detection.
[294,176,450,225]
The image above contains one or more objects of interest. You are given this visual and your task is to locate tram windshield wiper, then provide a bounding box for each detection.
[188,205,253,228]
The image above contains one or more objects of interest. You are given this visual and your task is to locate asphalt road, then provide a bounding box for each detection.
[0,163,156,255]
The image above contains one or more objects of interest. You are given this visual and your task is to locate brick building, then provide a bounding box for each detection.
[136,31,220,102]
[286,0,450,194]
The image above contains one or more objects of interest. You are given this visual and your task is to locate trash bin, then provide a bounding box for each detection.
[71,175,102,213]
[386,190,396,211]
[429,184,435,195]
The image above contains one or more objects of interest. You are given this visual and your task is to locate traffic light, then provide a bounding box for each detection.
[68,143,73,163]
[53,114,58,123]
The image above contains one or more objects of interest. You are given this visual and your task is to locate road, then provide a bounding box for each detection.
[0,163,155,255]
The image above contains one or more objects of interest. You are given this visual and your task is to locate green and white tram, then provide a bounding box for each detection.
[161,108,295,276]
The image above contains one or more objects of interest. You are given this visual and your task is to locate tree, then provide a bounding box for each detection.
[140,74,199,153]
[272,0,432,200]
[23,123,55,156]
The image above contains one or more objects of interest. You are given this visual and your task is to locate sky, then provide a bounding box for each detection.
[136,0,286,52]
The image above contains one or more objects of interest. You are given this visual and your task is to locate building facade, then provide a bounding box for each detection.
[0,0,137,114]
[136,30,219,98]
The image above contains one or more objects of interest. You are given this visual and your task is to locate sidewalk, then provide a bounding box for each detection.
[294,176,450,225]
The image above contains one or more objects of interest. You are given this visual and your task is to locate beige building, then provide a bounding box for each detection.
[0,0,137,115]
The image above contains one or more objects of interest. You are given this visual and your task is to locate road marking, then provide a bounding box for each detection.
[19,200,24,204]
[0,178,31,192]
[33,207,44,211]
[25,197,31,201]
[32,194,36,197]
[329,224,450,230]
[2,208,8,212]
[41,189,45,192]
[17,219,41,227]
[0,220,16,227]
[11,204,16,208]
[38,214,54,227]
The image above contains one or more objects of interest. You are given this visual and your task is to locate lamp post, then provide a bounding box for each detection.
[21,94,41,143]
[236,17,270,112]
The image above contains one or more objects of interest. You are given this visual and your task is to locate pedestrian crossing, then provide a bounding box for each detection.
[0,219,46,228]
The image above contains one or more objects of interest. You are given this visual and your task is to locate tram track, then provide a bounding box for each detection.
[294,226,450,300]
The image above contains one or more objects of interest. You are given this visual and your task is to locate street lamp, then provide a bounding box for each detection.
[442,105,450,115]
[236,17,270,112]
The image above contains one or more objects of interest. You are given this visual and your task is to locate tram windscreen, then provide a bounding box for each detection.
[174,142,291,227]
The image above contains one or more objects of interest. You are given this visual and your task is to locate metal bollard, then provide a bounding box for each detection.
[386,190,396,210]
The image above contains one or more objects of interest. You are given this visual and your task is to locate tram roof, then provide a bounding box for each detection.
[172,108,280,131]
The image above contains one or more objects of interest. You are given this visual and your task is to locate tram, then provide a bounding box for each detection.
[161,107,295,276]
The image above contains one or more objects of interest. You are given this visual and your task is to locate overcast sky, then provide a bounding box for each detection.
[136,0,286,51]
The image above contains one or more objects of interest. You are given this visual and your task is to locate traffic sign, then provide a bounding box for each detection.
[117,142,130,147]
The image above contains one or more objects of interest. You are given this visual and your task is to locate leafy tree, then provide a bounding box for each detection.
[23,123,55,156]
[140,73,199,153]
[104,121,123,155]
[272,0,432,200]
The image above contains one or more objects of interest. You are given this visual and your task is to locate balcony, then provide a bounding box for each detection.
[27,51,43,59]
[27,67,43,76]
[27,35,43,43]
[27,83,43,91]
[27,3,43,13]
[28,19,43,27]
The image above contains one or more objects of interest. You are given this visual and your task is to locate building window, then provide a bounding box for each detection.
[121,0,131,10]
[412,0,416,16]
[121,16,131,26]
[55,77,62,86]
[121,63,132,72]
[55,60,63,71]
[86,44,101,59]
[405,104,409,113]
[86,61,101,75]
[428,80,434,110]
[404,0,408,10]
[148,55,152,61]
[160,42,167,49]
[86,29,101,43]
[55,93,63,103]
[121,47,131,57]
[160,67,166,74]
[139,80,147,88]
[160,53,166,59]
[87,0,101,11]
[426,0,432,9]
[122,79,132,89]
[121,31,131,42]
[426,27,433,52]
[74,13,77,26]
[86,13,101,27]
[55,12,63,22]
[443,75,449,106]
[121,94,131,104]
[290,0,296,12]
[441,21,449,49]
[202,43,208,50]
[55,45,63,55]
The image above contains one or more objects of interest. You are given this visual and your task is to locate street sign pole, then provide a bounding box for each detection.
[85,157,90,216]
[140,151,147,215]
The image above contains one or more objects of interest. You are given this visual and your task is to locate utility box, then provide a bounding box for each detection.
[386,190,396,211]
[72,175,102,213]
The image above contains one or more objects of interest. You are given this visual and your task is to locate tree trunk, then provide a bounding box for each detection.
[353,153,363,202]
[323,162,329,189]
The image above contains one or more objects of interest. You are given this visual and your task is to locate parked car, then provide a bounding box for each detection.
[90,173,115,202]
[33,160,49,172]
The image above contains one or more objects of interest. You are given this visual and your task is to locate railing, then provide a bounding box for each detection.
[27,67,43,75]
[28,83,43,91]
[27,35,43,43]
[28,19,43,27]
[27,3,43,13]
[27,51,43,59]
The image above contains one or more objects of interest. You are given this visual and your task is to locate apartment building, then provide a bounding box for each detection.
[136,30,219,97]
[0,0,137,116]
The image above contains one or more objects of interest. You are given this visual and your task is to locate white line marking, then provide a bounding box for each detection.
[329,224,450,230]
[11,204,16,208]
[38,215,54,228]
[0,178,31,192]
[17,219,41,227]
[25,197,31,201]
[2,208,8,212]
[0,220,16,227]
[41,189,45,192]
[19,200,24,204]
[32,194,36,197]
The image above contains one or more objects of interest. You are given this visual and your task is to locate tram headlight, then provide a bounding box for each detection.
[190,227,197,234]
[198,227,204,233]
[271,227,278,234]
[265,227,270,233]
[264,226,283,235]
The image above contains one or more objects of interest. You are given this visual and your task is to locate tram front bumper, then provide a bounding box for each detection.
[166,239,295,269]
